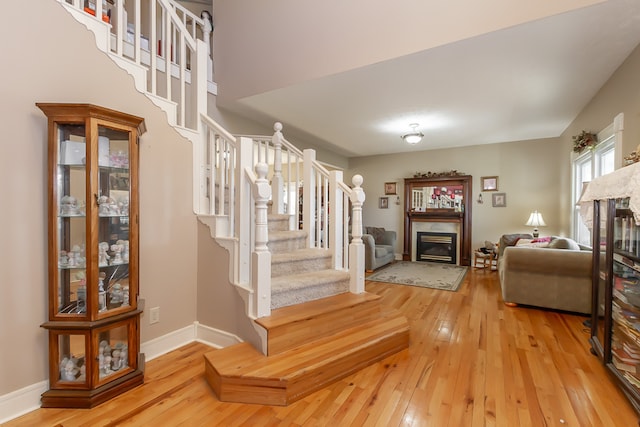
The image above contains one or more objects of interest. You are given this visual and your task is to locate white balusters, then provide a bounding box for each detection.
[253,163,271,252]
[271,122,284,215]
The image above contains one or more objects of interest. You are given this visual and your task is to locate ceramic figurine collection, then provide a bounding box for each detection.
[58,340,129,382]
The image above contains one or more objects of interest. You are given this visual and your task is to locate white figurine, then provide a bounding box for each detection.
[111,244,123,264]
[111,349,121,371]
[98,242,110,266]
[117,240,130,263]
[110,283,123,306]
[98,272,107,311]
[61,358,78,381]
[108,198,119,215]
[122,284,130,306]
[98,195,110,215]
[60,195,79,215]
[59,250,69,267]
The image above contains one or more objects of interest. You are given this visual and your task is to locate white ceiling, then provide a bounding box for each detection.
[218,0,640,158]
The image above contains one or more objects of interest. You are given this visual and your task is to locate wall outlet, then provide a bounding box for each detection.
[149,306,160,324]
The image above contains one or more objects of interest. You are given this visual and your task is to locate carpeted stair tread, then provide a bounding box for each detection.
[271,248,332,277]
[271,269,350,309]
[269,230,307,242]
[267,230,307,253]
[268,214,291,232]
[272,247,330,264]
[271,269,349,292]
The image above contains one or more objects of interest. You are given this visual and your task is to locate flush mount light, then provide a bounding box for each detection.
[401,123,424,144]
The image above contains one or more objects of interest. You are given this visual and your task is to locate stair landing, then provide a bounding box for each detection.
[204,292,410,406]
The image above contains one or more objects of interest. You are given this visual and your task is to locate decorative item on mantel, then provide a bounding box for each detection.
[572,130,598,153]
[413,170,466,178]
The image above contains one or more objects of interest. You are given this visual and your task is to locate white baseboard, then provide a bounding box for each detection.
[0,322,242,423]
[0,381,49,424]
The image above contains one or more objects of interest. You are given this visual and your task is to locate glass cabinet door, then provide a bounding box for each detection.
[55,124,88,317]
[50,331,89,388]
[97,125,132,313]
[611,198,640,392]
[95,320,133,385]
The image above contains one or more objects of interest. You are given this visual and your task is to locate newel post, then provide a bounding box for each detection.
[253,162,272,317]
[349,174,365,293]
[201,10,213,81]
[271,122,284,215]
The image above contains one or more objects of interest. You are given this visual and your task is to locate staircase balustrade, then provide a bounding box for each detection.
[55,0,366,335]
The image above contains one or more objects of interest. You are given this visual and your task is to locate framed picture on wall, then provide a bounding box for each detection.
[492,192,507,207]
[384,182,397,195]
[379,197,389,209]
[481,176,499,191]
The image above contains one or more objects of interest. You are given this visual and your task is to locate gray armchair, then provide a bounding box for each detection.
[363,227,397,272]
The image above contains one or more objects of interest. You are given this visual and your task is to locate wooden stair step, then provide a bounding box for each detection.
[256,292,382,355]
[204,310,409,406]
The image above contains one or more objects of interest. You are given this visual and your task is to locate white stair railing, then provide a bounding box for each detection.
[57,0,213,130]
[55,0,366,328]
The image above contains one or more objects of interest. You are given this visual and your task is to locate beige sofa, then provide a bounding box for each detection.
[497,234,592,314]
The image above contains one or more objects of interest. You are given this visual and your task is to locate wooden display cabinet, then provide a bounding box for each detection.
[37,103,146,408]
[590,195,640,416]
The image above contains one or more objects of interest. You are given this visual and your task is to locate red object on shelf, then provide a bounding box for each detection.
[84,7,110,23]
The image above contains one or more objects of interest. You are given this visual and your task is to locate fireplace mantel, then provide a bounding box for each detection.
[403,175,472,265]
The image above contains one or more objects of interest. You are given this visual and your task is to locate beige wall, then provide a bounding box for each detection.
[348,137,563,254]
[0,1,199,394]
[556,42,640,229]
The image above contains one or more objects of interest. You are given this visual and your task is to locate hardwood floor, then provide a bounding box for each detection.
[5,268,639,426]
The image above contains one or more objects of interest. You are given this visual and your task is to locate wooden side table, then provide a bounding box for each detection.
[473,247,498,271]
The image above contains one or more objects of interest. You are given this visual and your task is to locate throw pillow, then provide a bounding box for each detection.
[548,237,581,250]
[532,236,551,243]
[367,227,386,244]
[515,238,550,248]
[515,238,533,246]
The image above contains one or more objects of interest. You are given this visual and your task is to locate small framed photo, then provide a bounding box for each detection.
[481,176,498,191]
[384,182,397,195]
[492,192,507,207]
[379,197,389,209]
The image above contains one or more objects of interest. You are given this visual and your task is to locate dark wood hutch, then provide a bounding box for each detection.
[403,174,472,266]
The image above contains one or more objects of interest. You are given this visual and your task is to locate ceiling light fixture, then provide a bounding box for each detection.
[402,123,424,144]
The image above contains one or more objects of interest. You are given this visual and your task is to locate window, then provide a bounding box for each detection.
[572,114,623,246]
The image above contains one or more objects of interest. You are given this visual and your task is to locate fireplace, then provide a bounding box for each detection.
[403,174,472,265]
[417,232,457,264]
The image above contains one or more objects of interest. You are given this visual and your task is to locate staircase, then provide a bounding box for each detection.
[55,0,409,405]
[268,213,349,310]
[204,292,410,405]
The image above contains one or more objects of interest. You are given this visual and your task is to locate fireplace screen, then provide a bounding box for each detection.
[416,232,457,264]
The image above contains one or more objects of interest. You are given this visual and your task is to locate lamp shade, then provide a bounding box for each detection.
[525,211,546,227]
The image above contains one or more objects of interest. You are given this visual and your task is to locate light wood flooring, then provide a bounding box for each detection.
[5,267,639,426]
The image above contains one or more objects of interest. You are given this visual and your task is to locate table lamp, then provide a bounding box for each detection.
[525,210,546,238]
